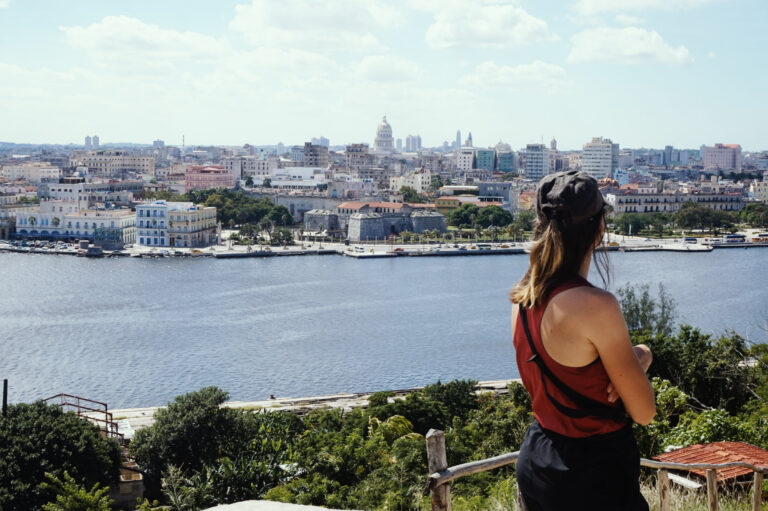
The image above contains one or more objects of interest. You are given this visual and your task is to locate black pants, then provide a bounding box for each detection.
[517,420,648,511]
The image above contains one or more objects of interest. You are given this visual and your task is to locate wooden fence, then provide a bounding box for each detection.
[426,429,767,511]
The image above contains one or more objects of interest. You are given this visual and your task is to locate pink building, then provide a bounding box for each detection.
[185,165,235,192]
[702,143,742,171]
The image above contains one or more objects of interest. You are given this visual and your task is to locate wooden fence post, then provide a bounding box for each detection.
[753,471,764,511]
[706,469,718,511]
[426,429,451,511]
[658,469,670,511]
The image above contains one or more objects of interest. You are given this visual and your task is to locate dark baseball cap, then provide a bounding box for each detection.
[536,170,605,223]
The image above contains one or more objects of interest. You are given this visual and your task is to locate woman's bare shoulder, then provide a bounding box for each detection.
[551,284,618,312]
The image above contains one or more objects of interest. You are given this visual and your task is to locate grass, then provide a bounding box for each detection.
[417,478,762,511]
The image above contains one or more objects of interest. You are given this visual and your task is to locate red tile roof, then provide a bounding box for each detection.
[654,442,768,481]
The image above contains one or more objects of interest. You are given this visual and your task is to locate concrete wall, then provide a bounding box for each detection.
[411,211,446,234]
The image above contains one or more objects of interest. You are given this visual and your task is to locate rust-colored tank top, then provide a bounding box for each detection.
[513,276,626,438]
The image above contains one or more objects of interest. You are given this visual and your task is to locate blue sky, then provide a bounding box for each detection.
[0,0,765,150]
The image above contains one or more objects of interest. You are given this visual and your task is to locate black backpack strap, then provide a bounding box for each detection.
[519,304,630,424]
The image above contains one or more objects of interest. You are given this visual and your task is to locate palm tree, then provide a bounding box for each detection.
[52,217,61,227]
[28,216,36,226]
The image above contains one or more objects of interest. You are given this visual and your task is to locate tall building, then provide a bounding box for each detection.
[290,145,304,163]
[311,136,329,147]
[396,138,402,151]
[524,144,549,181]
[496,151,516,172]
[374,116,394,153]
[405,134,422,152]
[304,142,329,168]
[466,132,473,147]
[84,136,92,151]
[664,145,674,167]
[702,143,742,171]
[456,130,461,150]
[582,137,619,180]
[456,148,474,171]
[92,135,99,149]
[474,149,495,171]
[277,142,285,155]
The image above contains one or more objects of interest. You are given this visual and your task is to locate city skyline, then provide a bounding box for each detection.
[0,0,766,150]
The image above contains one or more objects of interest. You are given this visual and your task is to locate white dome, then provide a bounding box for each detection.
[374,115,394,153]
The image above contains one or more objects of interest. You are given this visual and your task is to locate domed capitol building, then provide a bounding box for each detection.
[373,115,395,153]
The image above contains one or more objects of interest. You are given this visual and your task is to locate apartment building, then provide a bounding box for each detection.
[136,201,217,248]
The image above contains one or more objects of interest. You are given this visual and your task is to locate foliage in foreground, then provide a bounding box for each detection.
[0,401,121,510]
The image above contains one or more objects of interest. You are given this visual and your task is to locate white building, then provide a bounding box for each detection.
[456,148,475,172]
[390,170,432,194]
[582,137,619,180]
[136,201,217,248]
[1,163,61,183]
[15,199,135,244]
[373,116,395,153]
[76,150,155,177]
[523,144,549,182]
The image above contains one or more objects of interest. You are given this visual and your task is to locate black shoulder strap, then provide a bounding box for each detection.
[519,304,629,424]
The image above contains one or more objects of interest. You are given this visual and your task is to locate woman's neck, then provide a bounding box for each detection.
[579,253,592,279]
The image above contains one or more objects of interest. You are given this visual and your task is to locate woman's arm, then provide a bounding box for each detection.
[580,291,656,425]
[607,344,652,403]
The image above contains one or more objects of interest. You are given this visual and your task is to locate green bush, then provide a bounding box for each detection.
[0,401,121,510]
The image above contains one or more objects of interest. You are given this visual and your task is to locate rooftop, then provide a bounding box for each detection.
[654,442,768,481]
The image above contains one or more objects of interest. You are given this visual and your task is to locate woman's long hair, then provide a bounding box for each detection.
[510,208,609,308]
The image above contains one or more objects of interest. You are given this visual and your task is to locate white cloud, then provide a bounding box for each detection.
[459,60,569,94]
[573,0,714,15]
[707,51,717,58]
[416,1,557,48]
[61,16,229,64]
[354,55,420,82]
[615,14,646,25]
[568,27,692,65]
[229,0,402,52]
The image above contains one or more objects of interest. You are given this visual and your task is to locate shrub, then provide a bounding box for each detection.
[0,401,121,510]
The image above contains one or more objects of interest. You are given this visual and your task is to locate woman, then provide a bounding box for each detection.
[510,170,655,511]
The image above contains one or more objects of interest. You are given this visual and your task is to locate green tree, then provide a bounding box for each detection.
[272,227,294,246]
[430,175,443,191]
[244,175,254,187]
[741,203,768,228]
[129,387,238,496]
[446,203,480,228]
[41,471,113,511]
[400,186,421,203]
[267,205,293,226]
[616,282,676,337]
[423,379,479,423]
[475,205,513,228]
[262,177,272,188]
[0,401,121,510]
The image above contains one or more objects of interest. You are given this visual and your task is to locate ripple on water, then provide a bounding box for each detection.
[0,250,766,407]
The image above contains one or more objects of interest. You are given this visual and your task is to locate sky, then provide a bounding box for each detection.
[0,0,765,150]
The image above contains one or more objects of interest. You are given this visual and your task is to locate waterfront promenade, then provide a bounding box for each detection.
[3,230,765,259]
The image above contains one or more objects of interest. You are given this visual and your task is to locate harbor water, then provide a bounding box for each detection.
[1,249,766,408]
